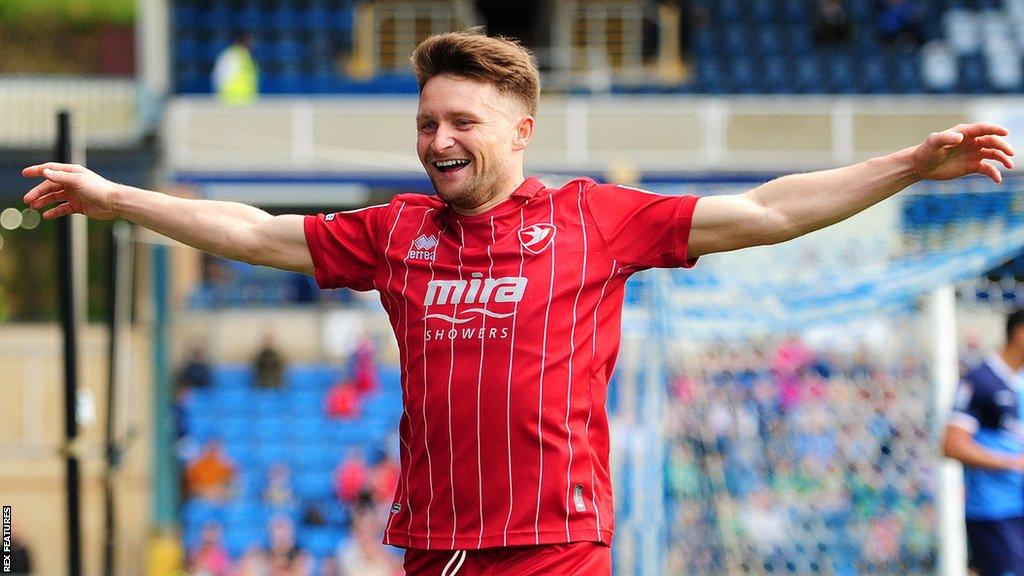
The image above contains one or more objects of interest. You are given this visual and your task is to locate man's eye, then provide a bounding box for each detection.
[419,122,436,132]
[455,120,473,128]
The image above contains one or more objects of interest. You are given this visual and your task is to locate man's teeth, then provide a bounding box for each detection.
[435,160,469,168]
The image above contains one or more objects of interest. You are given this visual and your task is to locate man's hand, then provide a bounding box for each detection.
[22,162,120,220]
[911,123,1015,183]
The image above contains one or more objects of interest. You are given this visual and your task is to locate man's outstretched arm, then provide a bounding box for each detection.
[22,163,313,275]
[687,123,1015,259]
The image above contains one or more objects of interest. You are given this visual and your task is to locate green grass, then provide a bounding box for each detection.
[0,0,134,27]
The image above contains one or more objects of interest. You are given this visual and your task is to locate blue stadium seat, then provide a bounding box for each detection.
[254,442,290,466]
[214,364,253,390]
[200,2,234,33]
[173,6,200,30]
[301,5,334,32]
[236,2,265,32]
[794,55,823,93]
[294,471,335,500]
[301,526,345,557]
[718,0,742,22]
[754,26,782,56]
[695,56,725,94]
[267,5,300,32]
[723,25,748,56]
[958,55,989,93]
[209,388,249,414]
[782,0,809,22]
[223,527,266,557]
[217,416,251,442]
[175,63,207,94]
[750,0,774,23]
[692,29,715,57]
[826,53,856,92]
[175,37,203,65]
[183,499,226,529]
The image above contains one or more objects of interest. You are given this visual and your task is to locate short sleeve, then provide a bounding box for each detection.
[584,183,700,270]
[949,379,981,433]
[303,204,390,291]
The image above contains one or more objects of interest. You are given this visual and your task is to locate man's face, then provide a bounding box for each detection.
[416,75,528,211]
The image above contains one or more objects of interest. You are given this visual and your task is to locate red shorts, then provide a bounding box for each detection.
[402,541,611,576]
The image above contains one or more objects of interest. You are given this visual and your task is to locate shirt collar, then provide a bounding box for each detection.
[511,177,544,199]
[985,352,1024,390]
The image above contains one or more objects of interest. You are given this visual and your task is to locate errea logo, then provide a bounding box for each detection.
[408,234,438,261]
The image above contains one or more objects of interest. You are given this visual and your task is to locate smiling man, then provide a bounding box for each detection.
[22,30,1015,576]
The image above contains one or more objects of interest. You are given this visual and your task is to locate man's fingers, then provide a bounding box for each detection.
[981,148,1014,170]
[29,191,68,209]
[977,161,1002,183]
[22,179,63,204]
[974,134,1016,156]
[953,122,1010,138]
[42,202,75,220]
[21,163,87,178]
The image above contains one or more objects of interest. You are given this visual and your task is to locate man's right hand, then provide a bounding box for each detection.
[22,162,120,220]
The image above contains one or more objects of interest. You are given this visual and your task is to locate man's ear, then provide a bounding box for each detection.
[513,115,535,151]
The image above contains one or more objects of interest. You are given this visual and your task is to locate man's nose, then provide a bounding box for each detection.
[431,126,456,152]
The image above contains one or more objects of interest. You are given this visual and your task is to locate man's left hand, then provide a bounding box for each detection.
[911,123,1014,183]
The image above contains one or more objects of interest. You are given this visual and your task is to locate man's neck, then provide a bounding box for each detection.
[999,345,1024,372]
[450,176,526,216]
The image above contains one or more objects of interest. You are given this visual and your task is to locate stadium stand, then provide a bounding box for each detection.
[170,0,1024,95]
[178,359,403,571]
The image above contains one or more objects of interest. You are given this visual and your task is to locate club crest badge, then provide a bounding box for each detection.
[518,223,556,254]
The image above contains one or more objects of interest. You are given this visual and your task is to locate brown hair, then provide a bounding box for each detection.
[411,29,541,116]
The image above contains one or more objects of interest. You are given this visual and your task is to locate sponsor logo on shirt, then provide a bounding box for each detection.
[422,273,527,340]
[518,223,556,254]
[423,274,526,310]
[408,234,439,261]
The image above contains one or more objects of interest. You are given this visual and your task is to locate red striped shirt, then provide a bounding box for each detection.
[304,177,699,550]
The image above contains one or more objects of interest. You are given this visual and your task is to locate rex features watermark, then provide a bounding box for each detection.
[2,505,11,573]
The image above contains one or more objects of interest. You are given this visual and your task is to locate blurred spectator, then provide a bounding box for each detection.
[253,333,286,389]
[186,439,237,502]
[368,450,401,507]
[959,329,984,375]
[318,557,342,576]
[189,521,232,576]
[325,380,361,419]
[212,32,259,105]
[351,340,379,395]
[174,385,200,464]
[337,508,402,576]
[263,462,295,507]
[230,547,269,576]
[146,525,184,576]
[813,0,852,45]
[878,0,925,48]
[334,450,369,504]
[301,500,327,527]
[666,333,940,573]
[267,516,304,576]
[177,345,213,390]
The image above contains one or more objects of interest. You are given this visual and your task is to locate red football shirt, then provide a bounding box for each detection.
[304,177,699,550]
